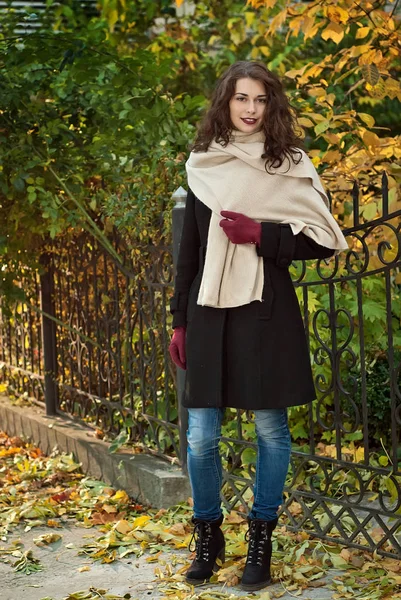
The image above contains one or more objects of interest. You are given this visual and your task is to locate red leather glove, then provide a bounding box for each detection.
[169,326,186,370]
[219,211,262,245]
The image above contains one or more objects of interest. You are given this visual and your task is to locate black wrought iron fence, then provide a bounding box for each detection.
[0,228,181,459]
[217,175,401,558]
[0,267,44,401]
[50,231,179,458]
[1,175,401,558]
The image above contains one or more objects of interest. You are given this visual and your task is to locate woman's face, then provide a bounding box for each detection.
[228,77,267,133]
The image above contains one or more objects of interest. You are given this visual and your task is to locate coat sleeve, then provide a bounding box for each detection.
[256,222,335,267]
[170,188,200,328]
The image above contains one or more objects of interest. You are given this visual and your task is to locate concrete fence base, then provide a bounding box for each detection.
[0,395,191,509]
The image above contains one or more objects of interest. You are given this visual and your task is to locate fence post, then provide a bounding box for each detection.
[171,186,188,473]
[40,252,58,416]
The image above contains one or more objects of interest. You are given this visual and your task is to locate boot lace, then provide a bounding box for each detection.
[245,521,269,567]
[189,522,213,562]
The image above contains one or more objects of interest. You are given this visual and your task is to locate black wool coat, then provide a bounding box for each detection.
[170,188,335,411]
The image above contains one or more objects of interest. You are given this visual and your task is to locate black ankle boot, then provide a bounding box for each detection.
[185,515,225,585]
[240,517,278,591]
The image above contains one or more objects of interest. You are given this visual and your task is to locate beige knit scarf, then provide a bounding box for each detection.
[186,130,348,309]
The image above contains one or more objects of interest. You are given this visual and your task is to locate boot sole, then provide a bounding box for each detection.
[240,577,272,591]
[185,577,211,587]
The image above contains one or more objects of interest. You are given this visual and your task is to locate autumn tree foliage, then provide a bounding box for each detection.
[240,0,401,226]
[0,0,399,448]
[0,0,400,288]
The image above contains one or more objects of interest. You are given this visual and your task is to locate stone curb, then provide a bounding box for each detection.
[0,395,191,508]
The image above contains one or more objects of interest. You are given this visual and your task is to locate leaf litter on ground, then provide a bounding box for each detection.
[40,590,131,599]
[1,430,401,599]
[0,546,43,574]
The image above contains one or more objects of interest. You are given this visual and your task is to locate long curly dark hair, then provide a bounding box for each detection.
[192,61,305,170]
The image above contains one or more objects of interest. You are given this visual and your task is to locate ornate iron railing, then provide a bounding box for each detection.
[1,174,400,558]
[51,234,179,458]
[216,174,401,558]
[0,269,44,401]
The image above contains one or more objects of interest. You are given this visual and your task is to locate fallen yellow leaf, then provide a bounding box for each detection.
[133,515,151,529]
[115,519,132,534]
[33,533,62,546]
[102,504,117,514]
[225,511,246,524]
[340,548,351,562]
[111,490,130,503]
[46,519,62,528]
[168,523,186,536]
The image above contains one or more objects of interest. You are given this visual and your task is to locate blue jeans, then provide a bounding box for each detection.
[187,408,291,522]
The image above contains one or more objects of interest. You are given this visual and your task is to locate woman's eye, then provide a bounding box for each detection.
[235,97,266,103]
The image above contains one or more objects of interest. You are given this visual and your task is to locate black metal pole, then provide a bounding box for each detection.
[171,187,189,473]
[40,252,58,416]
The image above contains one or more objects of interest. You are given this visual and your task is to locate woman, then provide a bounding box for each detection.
[169,61,348,591]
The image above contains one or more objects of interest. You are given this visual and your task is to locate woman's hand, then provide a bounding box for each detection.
[169,326,187,370]
[219,211,261,245]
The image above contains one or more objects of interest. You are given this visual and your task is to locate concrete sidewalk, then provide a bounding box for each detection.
[0,523,341,600]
